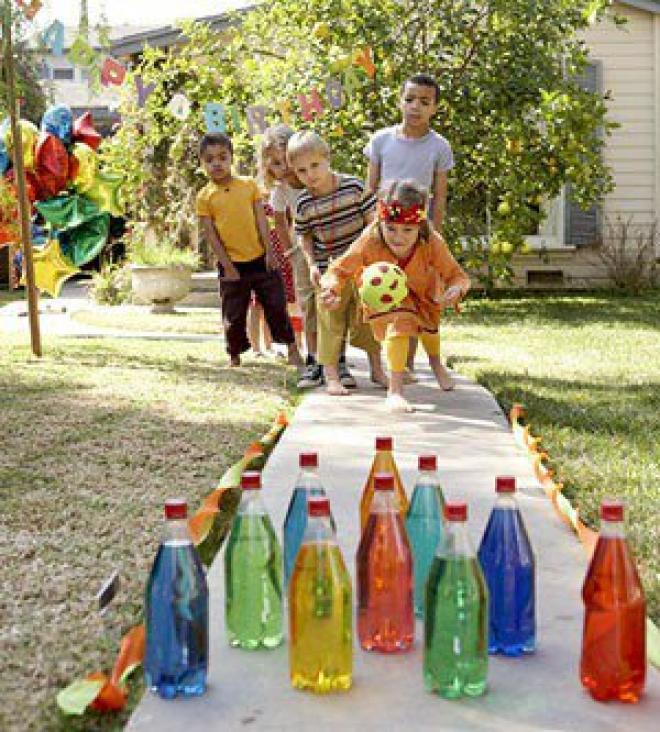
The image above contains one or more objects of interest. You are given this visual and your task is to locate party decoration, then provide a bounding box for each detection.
[29,240,80,298]
[0,140,9,174]
[5,169,43,204]
[297,89,325,122]
[86,172,124,217]
[58,213,111,266]
[4,119,39,170]
[41,20,65,56]
[342,66,361,97]
[136,76,156,109]
[246,105,269,137]
[325,78,344,110]
[73,112,102,151]
[36,194,100,230]
[35,134,69,199]
[68,35,98,70]
[0,179,19,246]
[41,105,73,144]
[16,0,43,20]
[359,261,408,313]
[167,93,191,121]
[100,57,127,88]
[203,102,226,133]
[70,142,99,193]
[353,46,376,78]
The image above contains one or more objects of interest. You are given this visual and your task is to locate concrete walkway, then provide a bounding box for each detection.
[128,356,659,732]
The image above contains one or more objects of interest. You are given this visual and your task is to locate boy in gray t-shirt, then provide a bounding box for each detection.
[364,73,455,379]
[364,73,453,230]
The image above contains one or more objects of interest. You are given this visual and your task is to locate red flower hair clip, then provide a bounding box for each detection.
[378,200,426,225]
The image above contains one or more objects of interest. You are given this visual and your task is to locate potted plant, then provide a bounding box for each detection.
[127,225,201,313]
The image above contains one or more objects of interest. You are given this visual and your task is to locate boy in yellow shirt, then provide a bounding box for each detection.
[196,133,303,367]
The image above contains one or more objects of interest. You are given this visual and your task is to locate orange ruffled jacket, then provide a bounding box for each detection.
[323,223,471,341]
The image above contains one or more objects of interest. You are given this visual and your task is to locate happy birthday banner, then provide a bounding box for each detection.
[17,1,376,136]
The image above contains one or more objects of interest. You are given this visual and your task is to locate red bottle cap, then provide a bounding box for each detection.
[374,472,395,491]
[299,452,318,468]
[419,454,437,471]
[496,476,516,493]
[164,498,187,520]
[241,471,261,490]
[375,436,393,451]
[600,499,624,522]
[444,502,468,522]
[308,496,331,517]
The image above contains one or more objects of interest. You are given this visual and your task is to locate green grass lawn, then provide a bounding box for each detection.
[0,333,296,731]
[0,287,27,305]
[442,291,659,623]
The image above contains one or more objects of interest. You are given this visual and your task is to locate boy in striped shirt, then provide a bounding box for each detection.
[288,131,387,396]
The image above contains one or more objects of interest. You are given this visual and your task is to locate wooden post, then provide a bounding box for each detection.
[2,1,42,356]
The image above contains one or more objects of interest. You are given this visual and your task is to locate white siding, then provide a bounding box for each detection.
[584,3,657,224]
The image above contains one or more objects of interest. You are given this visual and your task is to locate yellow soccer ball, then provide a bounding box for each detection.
[359,261,408,313]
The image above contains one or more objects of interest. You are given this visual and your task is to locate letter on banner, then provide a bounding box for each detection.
[17,0,43,19]
[136,76,156,108]
[342,67,361,97]
[276,100,292,125]
[68,36,98,69]
[228,105,242,132]
[168,94,191,121]
[204,103,226,133]
[298,89,325,122]
[325,78,344,110]
[353,47,376,78]
[101,57,127,87]
[42,20,65,56]
[246,105,270,137]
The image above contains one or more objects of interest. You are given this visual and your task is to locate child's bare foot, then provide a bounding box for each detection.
[385,393,414,413]
[370,369,389,389]
[230,355,241,367]
[430,359,455,391]
[326,379,350,396]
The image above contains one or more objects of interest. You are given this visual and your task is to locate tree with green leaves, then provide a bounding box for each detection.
[105,0,618,286]
[0,3,48,123]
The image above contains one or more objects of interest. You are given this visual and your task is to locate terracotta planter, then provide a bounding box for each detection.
[130,265,192,313]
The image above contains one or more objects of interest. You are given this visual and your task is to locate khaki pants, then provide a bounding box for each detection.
[316,281,380,366]
[291,248,317,335]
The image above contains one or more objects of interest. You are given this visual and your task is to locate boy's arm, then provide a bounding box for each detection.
[199,216,239,281]
[300,232,321,286]
[366,159,381,194]
[431,170,448,230]
[253,200,276,270]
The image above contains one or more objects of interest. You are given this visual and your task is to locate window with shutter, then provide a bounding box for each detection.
[564,62,602,247]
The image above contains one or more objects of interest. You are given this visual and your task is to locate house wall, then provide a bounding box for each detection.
[514,2,658,289]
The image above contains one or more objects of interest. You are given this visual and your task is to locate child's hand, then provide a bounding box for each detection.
[309,265,322,287]
[222,264,240,282]
[320,287,340,309]
[265,249,278,271]
[441,285,463,308]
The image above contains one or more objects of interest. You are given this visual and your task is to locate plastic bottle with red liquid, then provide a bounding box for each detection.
[359,436,408,532]
[580,499,646,703]
[356,472,414,652]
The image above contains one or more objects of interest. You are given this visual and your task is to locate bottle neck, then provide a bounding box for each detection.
[494,494,517,510]
[600,520,625,539]
[439,520,474,557]
[297,467,322,492]
[371,489,397,514]
[416,470,440,489]
[238,489,266,516]
[302,515,336,544]
[164,518,192,544]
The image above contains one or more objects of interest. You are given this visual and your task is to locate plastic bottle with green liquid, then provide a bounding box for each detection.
[424,501,488,698]
[289,496,352,693]
[224,471,283,649]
